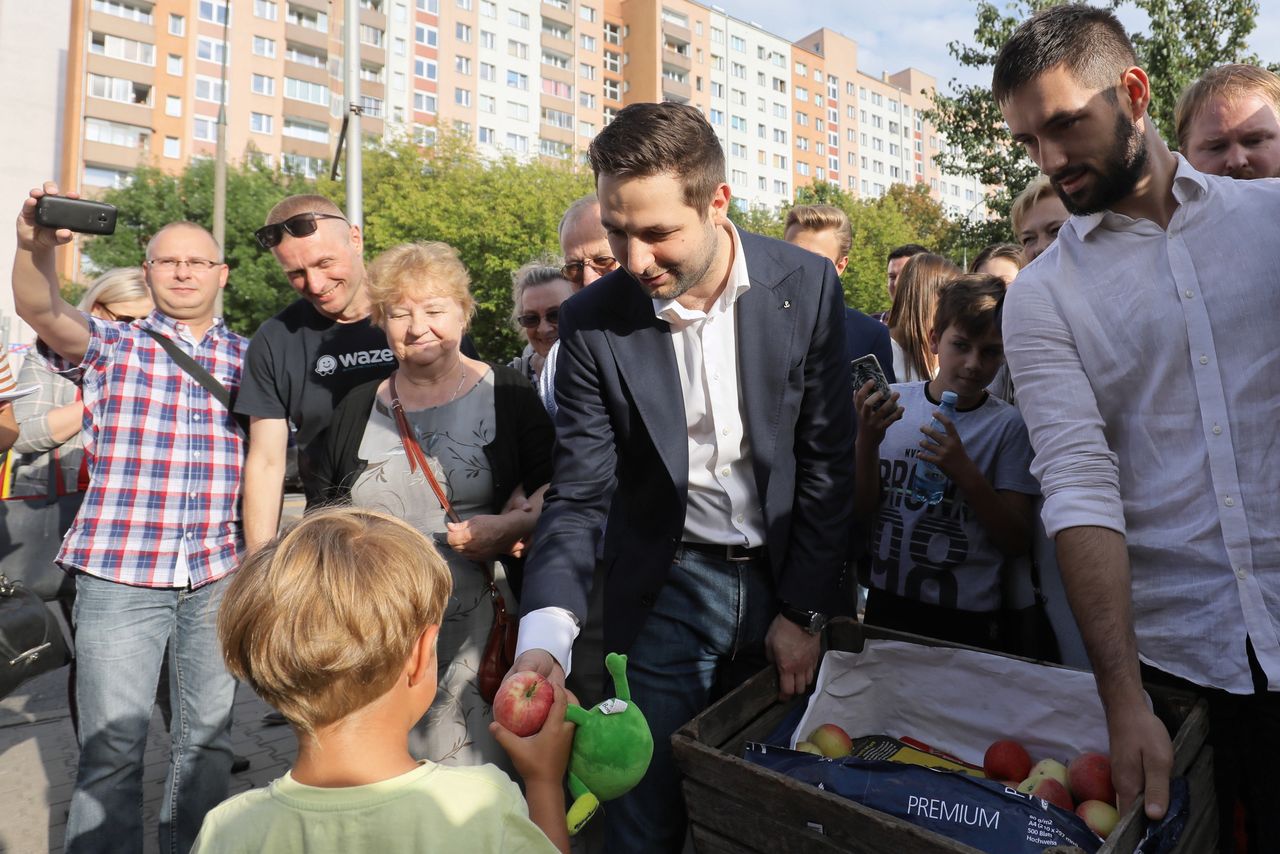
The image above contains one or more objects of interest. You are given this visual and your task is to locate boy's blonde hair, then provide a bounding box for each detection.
[217,507,453,734]
[784,204,853,259]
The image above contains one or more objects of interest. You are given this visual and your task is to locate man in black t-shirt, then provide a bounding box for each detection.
[236,196,394,552]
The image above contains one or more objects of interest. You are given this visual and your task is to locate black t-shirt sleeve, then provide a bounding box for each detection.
[233,322,288,420]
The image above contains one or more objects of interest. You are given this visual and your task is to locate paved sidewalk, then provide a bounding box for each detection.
[0,674,297,854]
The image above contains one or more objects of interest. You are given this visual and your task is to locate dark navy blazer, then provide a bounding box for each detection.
[520,230,856,655]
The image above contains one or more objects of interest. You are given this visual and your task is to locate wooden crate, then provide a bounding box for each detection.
[672,619,1213,854]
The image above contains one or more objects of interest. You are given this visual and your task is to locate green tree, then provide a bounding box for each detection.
[775,181,963,314]
[925,0,1265,227]
[81,158,316,335]
[330,135,594,360]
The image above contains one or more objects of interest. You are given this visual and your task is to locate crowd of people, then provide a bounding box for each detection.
[4,4,1279,852]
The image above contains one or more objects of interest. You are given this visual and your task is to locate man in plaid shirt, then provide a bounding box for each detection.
[14,182,247,854]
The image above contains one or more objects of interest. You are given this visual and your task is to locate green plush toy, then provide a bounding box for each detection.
[563,652,654,835]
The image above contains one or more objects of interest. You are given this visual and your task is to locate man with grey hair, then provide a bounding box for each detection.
[13,182,247,853]
[537,195,618,414]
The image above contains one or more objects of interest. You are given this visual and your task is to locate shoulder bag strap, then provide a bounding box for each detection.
[142,328,248,432]
[388,372,462,525]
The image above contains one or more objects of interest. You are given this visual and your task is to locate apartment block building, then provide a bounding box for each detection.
[59,0,986,232]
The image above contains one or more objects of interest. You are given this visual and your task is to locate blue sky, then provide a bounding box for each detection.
[718,0,1280,94]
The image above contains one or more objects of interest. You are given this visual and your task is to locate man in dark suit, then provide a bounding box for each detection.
[511,102,855,852]
[783,204,897,382]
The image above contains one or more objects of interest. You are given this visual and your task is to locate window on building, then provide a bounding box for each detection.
[251,73,275,95]
[480,62,495,81]
[85,117,150,148]
[286,4,326,30]
[456,56,471,74]
[196,36,228,65]
[415,24,437,45]
[456,23,471,42]
[90,32,156,65]
[92,0,153,24]
[604,23,621,45]
[198,0,228,25]
[282,117,328,141]
[603,51,620,73]
[507,101,529,120]
[255,0,278,19]
[479,94,496,112]
[508,9,529,27]
[414,58,437,79]
[166,53,183,75]
[284,77,328,105]
[168,13,185,35]
[480,31,495,49]
[250,112,273,134]
[413,91,437,113]
[193,116,217,141]
[359,25,384,46]
[579,62,596,80]
[508,40,528,59]
[507,70,528,90]
[163,136,180,158]
[165,95,182,116]
[455,87,471,106]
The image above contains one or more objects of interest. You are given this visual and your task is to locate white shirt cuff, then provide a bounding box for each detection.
[515,607,580,678]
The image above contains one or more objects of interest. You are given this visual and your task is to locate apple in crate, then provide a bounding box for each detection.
[806,724,853,758]
[983,739,1032,783]
[1024,758,1069,788]
[494,671,554,737]
[1076,800,1119,839]
[1017,775,1073,812]
[1068,752,1116,805]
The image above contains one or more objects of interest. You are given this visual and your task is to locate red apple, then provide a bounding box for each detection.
[1076,799,1120,839]
[807,723,853,758]
[493,671,554,737]
[983,739,1032,783]
[1018,775,1074,812]
[1068,752,1115,805]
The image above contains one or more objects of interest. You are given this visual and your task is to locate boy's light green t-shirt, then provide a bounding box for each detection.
[191,761,559,854]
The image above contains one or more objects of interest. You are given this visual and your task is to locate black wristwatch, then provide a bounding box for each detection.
[779,602,828,635]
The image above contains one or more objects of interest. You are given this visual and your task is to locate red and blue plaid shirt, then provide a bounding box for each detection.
[42,311,248,588]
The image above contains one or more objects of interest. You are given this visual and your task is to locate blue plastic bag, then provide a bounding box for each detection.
[745,743,1102,853]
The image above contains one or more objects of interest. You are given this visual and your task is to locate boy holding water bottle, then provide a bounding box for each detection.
[853,273,1039,652]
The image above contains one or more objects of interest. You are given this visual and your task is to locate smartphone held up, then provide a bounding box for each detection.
[850,354,897,414]
[34,195,117,236]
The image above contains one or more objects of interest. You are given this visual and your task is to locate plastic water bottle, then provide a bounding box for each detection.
[909,390,958,506]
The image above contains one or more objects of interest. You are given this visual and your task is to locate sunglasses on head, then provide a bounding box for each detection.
[254,212,349,250]
[517,308,560,329]
[561,255,618,284]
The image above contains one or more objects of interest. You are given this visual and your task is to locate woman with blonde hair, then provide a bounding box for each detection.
[11,267,153,564]
[886,253,961,382]
[314,241,554,770]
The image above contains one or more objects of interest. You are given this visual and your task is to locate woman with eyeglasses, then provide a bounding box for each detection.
[507,262,575,386]
[313,242,554,771]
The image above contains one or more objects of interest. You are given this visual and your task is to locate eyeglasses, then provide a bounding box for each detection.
[561,255,618,284]
[254,212,349,250]
[99,305,139,324]
[516,308,560,329]
[147,257,222,272]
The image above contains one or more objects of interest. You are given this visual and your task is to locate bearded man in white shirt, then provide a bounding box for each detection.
[994,6,1280,851]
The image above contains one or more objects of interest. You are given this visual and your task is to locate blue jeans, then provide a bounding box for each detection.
[604,547,774,854]
[65,573,236,854]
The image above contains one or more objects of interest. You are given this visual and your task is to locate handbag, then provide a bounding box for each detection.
[0,445,83,601]
[1000,556,1062,663]
[0,573,72,699]
[388,373,519,705]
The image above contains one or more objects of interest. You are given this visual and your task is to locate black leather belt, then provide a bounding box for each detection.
[678,541,766,563]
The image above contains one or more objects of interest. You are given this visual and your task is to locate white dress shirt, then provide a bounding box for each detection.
[1003,155,1280,693]
[517,223,762,673]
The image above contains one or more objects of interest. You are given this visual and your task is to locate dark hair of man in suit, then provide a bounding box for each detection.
[992,4,1136,106]
[887,243,928,264]
[586,102,726,213]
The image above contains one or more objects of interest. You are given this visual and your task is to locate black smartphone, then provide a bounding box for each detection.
[851,354,895,411]
[34,195,117,235]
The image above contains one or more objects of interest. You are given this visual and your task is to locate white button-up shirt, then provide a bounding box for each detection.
[1003,155,1280,693]
[653,221,765,548]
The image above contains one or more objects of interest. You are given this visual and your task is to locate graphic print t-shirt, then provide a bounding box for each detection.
[866,382,1039,612]
[235,297,396,462]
